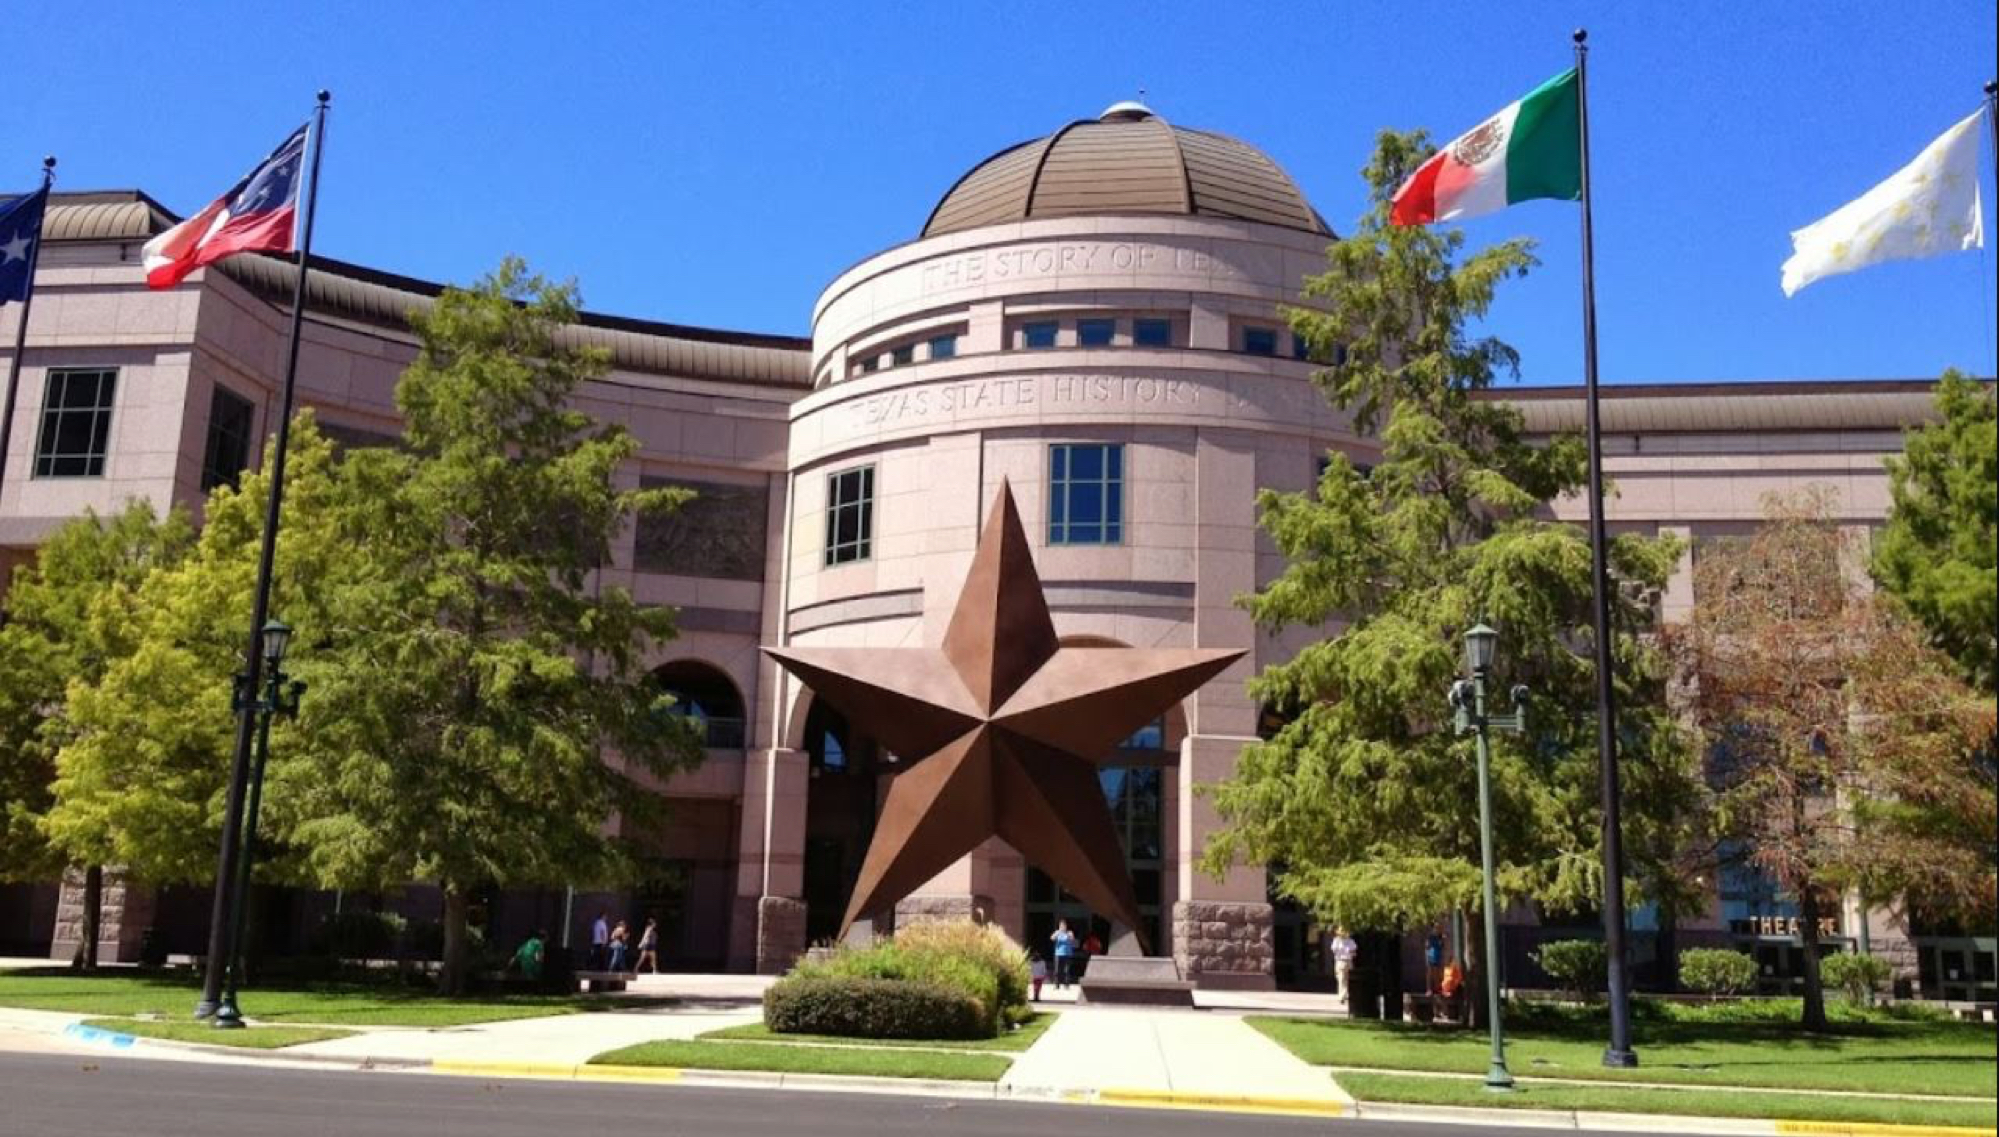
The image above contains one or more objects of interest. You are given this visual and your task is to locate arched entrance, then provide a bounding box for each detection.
[800,697,887,944]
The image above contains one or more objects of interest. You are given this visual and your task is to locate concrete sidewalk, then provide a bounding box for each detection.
[1002,1007,1352,1107]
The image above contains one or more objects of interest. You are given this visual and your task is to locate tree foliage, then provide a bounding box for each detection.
[1201,130,1701,953]
[271,259,703,991]
[1872,370,1996,693]
[1666,487,1996,1031]
[41,421,353,883]
[0,503,194,881]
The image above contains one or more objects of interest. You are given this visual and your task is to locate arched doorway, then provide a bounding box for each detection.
[800,697,887,944]
[652,660,747,749]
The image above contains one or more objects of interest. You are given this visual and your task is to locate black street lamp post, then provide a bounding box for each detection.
[212,620,304,1030]
[1449,622,1528,1092]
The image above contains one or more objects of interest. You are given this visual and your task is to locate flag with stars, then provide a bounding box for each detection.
[142,123,308,290]
[1781,109,1986,297]
[0,186,47,305]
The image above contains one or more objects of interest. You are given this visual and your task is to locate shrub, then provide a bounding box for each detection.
[894,921,1032,1018]
[1533,939,1608,1002]
[1679,948,1758,997]
[308,910,407,959]
[764,976,987,1040]
[1820,951,1894,1003]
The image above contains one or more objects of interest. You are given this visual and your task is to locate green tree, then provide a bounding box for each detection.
[1872,370,1997,693]
[1201,130,1700,1007]
[0,502,194,963]
[276,260,703,992]
[41,419,352,887]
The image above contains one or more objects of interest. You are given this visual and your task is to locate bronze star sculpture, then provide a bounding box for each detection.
[765,482,1243,952]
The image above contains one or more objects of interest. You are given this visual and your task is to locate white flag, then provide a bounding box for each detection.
[1780,109,1986,297]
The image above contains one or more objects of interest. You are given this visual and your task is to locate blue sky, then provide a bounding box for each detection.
[9,1,1995,384]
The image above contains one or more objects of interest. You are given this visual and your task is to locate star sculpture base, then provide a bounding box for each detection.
[765,481,1243,952]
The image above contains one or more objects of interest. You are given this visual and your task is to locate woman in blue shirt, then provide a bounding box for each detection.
[1050,919,1078,988]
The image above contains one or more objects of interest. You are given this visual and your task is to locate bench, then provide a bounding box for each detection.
[573,970,629,994]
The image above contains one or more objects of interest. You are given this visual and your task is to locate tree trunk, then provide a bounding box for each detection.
[440,886,470,996]
[71,866,104,971]
[1798,887,1829,1032]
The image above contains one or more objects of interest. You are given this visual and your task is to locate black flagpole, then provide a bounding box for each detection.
[1985,82,1998,178]
[195,91,331,1019]
[1573,29,1639,1069]
[1,158,56,509]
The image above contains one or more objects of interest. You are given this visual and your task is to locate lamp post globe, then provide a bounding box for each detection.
[259,619,293,667]
[1464,622,1499,676]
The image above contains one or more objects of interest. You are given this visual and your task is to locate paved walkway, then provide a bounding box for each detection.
[1002,1007,1352,1105]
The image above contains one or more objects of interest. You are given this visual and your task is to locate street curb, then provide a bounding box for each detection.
[60,1022,137,1051]
[58,1021,428,1069]
[430,1059,1001,1100]
[1094,1087,1348,1117]
[1349,1100,1995,1137]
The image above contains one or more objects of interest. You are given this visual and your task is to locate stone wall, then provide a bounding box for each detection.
[1172,899,1273,989]
[50,868,157,964]
[755,895,807,975]
[893,893,995,929]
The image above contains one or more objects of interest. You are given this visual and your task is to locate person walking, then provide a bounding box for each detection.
[635,917,660,975]
[606,919,631,973]
[1329,926,1359,1009]
[589,911,610,970]
[1050,920,1078,988]
[1079,928,1103,980]
[509,929,547,981]
[1030,953,1048,1001]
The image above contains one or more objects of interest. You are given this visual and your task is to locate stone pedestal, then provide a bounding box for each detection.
[1172,899,1275,990]
[894,892,995,928]
[755,895,807,975]
[50,868,156,965]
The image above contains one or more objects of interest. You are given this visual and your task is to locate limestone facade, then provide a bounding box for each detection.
[0,108,1981,992]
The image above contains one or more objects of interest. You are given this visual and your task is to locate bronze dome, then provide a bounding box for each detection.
[922,102,1330,239]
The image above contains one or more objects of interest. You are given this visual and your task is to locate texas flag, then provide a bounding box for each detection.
[143,124,308,289]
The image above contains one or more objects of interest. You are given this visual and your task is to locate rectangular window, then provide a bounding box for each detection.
[1077,318,1116,347]
[1133,318,1172,347]
[34,368,118,478]
[1048,442,1123,545]
[1291,332,1311,360]
[200,385,256,492]
[928,334,957,360]
[824,464,875,566]
[1022,321,1058,349]
[858,354,879,374]
[890,343,915,366]
[1243,326,1278,356]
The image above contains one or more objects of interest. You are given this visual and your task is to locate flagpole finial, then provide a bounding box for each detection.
[1985,79,1997,97]
[1573,27,1588,45]
[316,89,331,106]
[41,156,56,174]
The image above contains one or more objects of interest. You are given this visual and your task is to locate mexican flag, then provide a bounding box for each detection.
[1391,69,1582,226]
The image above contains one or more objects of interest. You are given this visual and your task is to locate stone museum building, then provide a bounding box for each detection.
[1,103,1990,1001]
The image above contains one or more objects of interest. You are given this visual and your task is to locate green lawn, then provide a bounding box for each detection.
[0,971,598,1027]
[79,1017,354,1050]
[701,1012,1057,1053]
[590,1039,1012,1082]
[1339,1072,1997,1130]
[1249,1010,1997,1098]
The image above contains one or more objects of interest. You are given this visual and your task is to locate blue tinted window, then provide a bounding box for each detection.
[1133,318,1171,347]
[1243,327,1278,356]
[928,335,957,360]
[891,343,914,366]
[1023,321,1058,349]
[1078,318,1116,346]
[1048,443,1123,545]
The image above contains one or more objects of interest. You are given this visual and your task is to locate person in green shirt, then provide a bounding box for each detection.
[510,929,547,980]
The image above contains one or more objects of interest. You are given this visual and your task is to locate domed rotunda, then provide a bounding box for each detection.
[765,103,1375,990]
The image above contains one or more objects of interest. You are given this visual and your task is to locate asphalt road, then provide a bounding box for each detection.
[0,1050,1686,1137]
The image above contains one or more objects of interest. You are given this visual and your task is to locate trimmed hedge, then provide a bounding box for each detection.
[772,921,1032,1038]
[1678,948,1757,997]
[1533,939,1607,1002]
[764,976,988,1040]
[1820,951,1893,1003]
